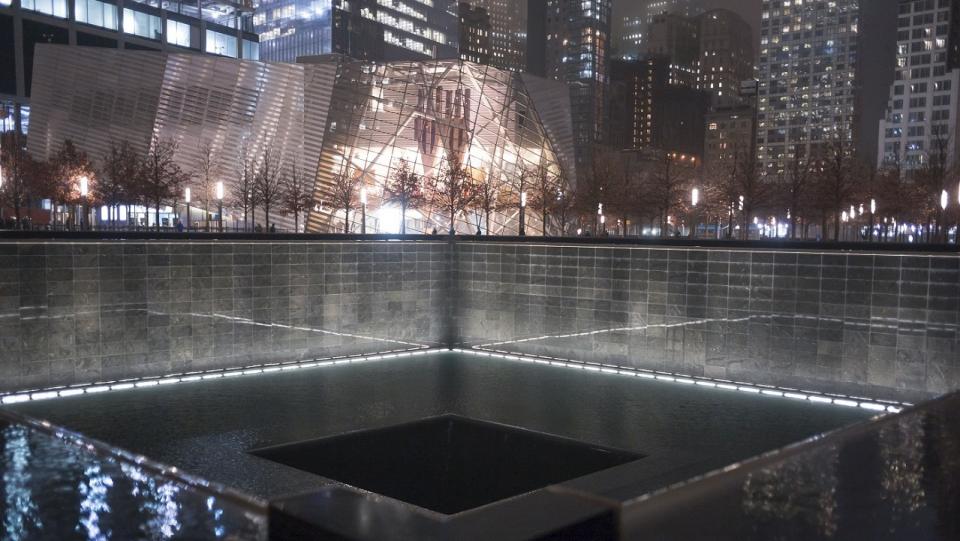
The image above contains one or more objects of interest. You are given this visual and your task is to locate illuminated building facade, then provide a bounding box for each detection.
[0,0,257,135]
[253,0,458,63]
[698,9,754,108]
[530,0,612,173]
[878,0,960,172]
[461,0,526,72]
[459,2,491,65]
[757,0,860,176]
[27,45,576,234]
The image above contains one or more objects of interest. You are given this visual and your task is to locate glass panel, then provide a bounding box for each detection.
[206,30,237,57]
[123,8,162,40]
[75,0,118,30]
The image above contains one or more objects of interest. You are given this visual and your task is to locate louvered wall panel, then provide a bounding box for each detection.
[27,45,166,162]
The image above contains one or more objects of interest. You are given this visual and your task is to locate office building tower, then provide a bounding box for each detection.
[459,2,491,65]
[461,0,527,71]
[758,0,897,176]
[530,0,612,173]
[609,56,708,157]
[697,9,754,108]
[758,0,859,176]
[0,0,257,134]
[704,105,755,169]
[618,15,645,60]
[254,0,458,63]
[878,0,960,171]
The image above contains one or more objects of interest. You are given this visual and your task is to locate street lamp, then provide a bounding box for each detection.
[215,181,224,233]
[690,188,699,238]
[79,175,89,230]
[184,187,191,232]
[869,198,876,242]
[360,186,368,234]
[519,191,527,236]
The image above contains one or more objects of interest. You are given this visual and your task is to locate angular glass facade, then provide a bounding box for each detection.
[26,47,575,234]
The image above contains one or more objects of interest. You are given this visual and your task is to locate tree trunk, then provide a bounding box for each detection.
[833,211,840,241]
[484,209,490,236]
[265,203,271,232]
[401,205,408,235]
[156,202,162,231]
[543,210,549,237]
[344,207,350,234]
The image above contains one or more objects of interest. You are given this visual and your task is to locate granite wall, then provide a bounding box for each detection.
[454,242,960,402]
[2,238,958,401]
[0,240,449,393]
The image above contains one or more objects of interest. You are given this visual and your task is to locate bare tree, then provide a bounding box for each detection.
[645,151,693,237]
[812,129,860,241]
[141,136,191,231]
[383,158,426,234]
[282,155,314,233]
[48,139,96,228]
[549,173,576,236]
[330,168,361,234]
[433,152,476,234]
[529,161,561,236]
[231,138,256,231]
[196,139,219,230]
[0,131,44,228]
[255,148,285,231]
[779,145,813,239]
[913,129,954,242]
[96,140,140,229]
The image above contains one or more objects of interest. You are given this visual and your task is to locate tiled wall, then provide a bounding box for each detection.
[454,243,960,402]
[0,241,449,393]
[3,239,957,401]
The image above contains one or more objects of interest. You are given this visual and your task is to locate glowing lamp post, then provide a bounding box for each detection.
[519,191,527,236]
[184,187,191,232]
[360,186,368,235]
[79,175,89,230]
[869,198,876,242]
[215,181,224,233]
[690,188,699,238]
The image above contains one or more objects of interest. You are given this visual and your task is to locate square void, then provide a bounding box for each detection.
[251,415,643,515]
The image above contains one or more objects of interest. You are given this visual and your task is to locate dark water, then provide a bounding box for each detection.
[0,418,267,541]
[10,353,873,504]
[254,414,641,515]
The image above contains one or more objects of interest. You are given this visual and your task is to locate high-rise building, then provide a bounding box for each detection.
[704,105,754,169]
[618,15,645,60]
[758,0,859,176]
[878,0,960,171]
[757,0,898,176]
[0,0,258,135]
[644,0,694,24]
[529,0,612,173]
[646,11,699,69]
[609,56,709,157]
[459,2,491,65]
[254,0,458,63]
[697,9,754,108]
[460,0,527,72]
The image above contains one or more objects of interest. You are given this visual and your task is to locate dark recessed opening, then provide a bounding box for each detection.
[251,415,643,515]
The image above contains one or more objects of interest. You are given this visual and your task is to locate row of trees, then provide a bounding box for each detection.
[572,133,960,242]
[327,152,570,235]
[0,133,316,232]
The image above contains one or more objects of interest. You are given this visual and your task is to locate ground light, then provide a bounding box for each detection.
[0,348,907,415]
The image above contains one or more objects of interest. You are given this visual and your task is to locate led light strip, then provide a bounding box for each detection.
[0,348,440,405]
[454,348,909,414]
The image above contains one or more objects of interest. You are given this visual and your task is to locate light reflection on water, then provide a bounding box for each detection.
[0,423,266,540]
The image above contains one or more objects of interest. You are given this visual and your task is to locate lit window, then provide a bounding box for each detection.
[21,0,68,18]
[123,8,162,40]
[206,30,238,58]
[167,19,192,47]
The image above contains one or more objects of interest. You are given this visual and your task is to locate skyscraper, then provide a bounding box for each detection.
[697,9,754,108]
[459,2,492,65]
[530,0,612,173]
[254,0,458,63]
[757,0,897,175]
[878,0,959,172]
[618,15,645,60]
[460,0,527,72]
[757,0,860,176]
